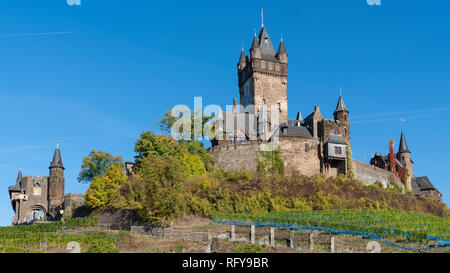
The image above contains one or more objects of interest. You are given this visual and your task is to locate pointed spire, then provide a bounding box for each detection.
[278,34,287,54]
[257,26,277,60]
[251,31,260,49]
[49,141,64,169]
[16,169,22,184]
[238,47,246,66]
[398,130,410,154]
[334,95,349,114]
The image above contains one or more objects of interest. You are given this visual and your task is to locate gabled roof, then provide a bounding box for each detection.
[257,27,278,62]
[412,176,436,191]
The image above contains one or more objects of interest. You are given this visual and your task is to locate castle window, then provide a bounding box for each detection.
[335,147,342,155]
[305,143,310,153]
[261,62,265,69]
[262,99,266,105]
[269,63,273,70]
[344,128,347,135]
[276,65,280,71]
[277,103,281,112]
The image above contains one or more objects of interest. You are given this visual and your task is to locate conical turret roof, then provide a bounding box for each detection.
[398,130,410,154]
[278,37,287,54]
[238,48,246,64]
[251,33,260,49]
[49,143,64,169]
[334,96,349,114]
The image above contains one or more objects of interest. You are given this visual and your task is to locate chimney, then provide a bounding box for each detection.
[388,139,396,174]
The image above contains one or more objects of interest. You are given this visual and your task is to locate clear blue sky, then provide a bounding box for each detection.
[0,0,449,226]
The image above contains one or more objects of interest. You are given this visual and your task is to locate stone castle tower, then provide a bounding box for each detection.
[48,142,65,216]
[238,25,288,124]
[8,143,66,224]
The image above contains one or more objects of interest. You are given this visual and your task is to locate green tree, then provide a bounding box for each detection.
[78,150,124,184]
[85,164,127,209]
[134,131,186,167]
[157,109,215,141]
[130,155,187,223]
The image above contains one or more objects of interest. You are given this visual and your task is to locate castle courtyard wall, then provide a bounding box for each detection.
[353,160,401,188]
[209,142,261,172]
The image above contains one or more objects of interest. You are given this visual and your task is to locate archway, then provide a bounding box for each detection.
[26,205,47,222]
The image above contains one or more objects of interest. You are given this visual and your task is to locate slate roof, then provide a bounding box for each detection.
[278,38,287,54]
[277,121,313,138]
[398,130,410,154]
[334,96,349,114]
[238,49,246,64]
[327,134,347,145]
[50,145,64,169]
[257,27,278,62]
[412,176,436,191]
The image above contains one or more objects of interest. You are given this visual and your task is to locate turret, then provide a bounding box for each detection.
[333,95,349,122]
[250,33,262,60]
[277,36,288,64]
[47,141,65,219]
[238,48,246,71]
[397,130,414,181]
[333,94,350,143]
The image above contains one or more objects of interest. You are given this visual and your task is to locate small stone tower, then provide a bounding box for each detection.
[333,95,350,144]
[397,130,414,191]
[238,24,288,124]
[47,142,65,219]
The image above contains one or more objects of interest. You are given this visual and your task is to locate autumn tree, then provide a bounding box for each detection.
[78,150,124,184]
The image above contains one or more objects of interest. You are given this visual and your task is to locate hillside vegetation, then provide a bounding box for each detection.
[78,131,449,225]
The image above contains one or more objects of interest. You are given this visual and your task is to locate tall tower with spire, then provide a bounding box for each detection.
[333,94,350,143]
[397,130,414,189]
[237,13,289,125]
[47,141,65,219]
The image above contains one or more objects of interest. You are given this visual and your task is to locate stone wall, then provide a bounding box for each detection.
[209,142,261,172]
[64,193,85,210]
[72,208,138,231]
[131,226,210,242]
[279,137,321,176]
[353,160,400,188]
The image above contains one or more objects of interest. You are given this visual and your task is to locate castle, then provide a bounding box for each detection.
[209,22,442,201]
[8,143,84,225]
